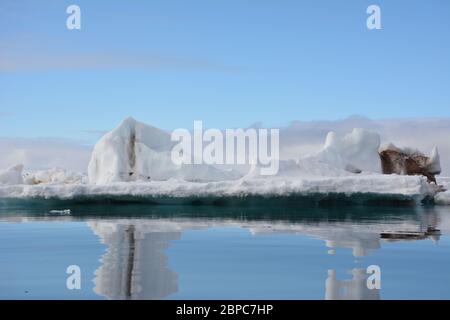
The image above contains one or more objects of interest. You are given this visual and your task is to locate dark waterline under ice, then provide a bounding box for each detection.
[0,203,449,299]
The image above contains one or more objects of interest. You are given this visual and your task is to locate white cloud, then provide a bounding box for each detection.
[0,52,240,74]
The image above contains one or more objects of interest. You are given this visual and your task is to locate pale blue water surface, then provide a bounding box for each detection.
[0,203,449,299]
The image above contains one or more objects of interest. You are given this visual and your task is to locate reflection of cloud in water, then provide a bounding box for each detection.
[325,269,380,300]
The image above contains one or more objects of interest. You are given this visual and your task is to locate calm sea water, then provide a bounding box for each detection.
[0,203,449,299]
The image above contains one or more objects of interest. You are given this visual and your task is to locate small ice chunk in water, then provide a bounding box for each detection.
[49,209,71,215]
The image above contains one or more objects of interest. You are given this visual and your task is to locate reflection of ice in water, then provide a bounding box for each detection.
[325,269,380,300]
[85,207,448,299]
[324,231,380,257]
[89,221,179,299]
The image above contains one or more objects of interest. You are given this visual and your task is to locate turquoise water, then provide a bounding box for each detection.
[0,204,449,299]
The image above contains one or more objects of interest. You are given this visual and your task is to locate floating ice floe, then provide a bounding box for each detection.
[0,118,446,205]
[0,174,437,205]
[49,209,71,215]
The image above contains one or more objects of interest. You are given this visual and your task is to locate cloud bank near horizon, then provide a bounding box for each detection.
[1,116,449,175]
[0,137,92,173]
[279,116,450,167]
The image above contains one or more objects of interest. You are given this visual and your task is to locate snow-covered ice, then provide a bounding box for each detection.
[88,117,240,184]
[0,174,435,204]
[434,177,450,205]
[23,168,87,185]
[427,146,441,175]
[310,128,382,174]
[434,192,450,205]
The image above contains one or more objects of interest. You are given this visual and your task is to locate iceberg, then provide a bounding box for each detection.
[0,118,445,205]
[88,117,239,184]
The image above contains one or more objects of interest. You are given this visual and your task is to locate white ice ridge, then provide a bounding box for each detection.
[313,128,382,174]
[0,174,435,203]
[23,168,87,185]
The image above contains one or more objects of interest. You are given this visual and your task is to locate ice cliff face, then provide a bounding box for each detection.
[88,117,239,184]
[88,117,173,184]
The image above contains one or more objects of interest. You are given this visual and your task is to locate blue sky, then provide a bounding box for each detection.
[1,0,449,140]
